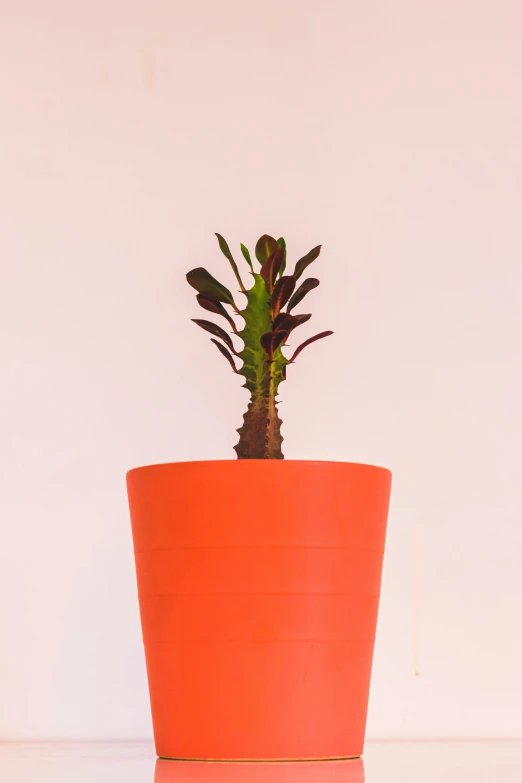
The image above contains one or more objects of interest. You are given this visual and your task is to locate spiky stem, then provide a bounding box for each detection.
[234,274,288,459]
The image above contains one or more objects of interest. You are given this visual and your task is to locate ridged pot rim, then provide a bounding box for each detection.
[126,459,392,479]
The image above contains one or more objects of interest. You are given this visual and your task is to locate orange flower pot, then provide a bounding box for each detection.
[127,460,391,761]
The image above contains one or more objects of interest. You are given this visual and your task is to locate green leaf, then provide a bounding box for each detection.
[187,267,236,307]
[192,319,236,352]
[287,277,320,312]
[277,237,287,276]
[255,234,279,265]
[211,338,238,373]
[293,245,321,281]
[240,244,254,272]
[215,233,246,293]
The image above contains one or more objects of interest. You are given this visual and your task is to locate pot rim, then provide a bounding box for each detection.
[126,459,391,479]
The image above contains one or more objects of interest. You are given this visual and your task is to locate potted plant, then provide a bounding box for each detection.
[127,234,391,762]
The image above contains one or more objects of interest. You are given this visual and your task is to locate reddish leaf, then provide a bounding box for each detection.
[293,245,321,280]
[289,330,334,362]
[269,275,296,317]
[187,267,236,307]
[290,313,312,328]
[255,234,279,265]
[192,319,235,352]
[272,312,293,332]
[211,338,238,373]
[277,237,287,275]
[196,294,238,332]
[215,233,246,293]
[260,247,284,293]
[272,312,311,333]
[215,232,234,262]
[260,330,287,361]
[287,278,319,312]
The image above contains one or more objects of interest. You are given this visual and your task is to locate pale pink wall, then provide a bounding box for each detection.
[1,0,521,738]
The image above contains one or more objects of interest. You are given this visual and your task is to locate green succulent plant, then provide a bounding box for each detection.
[187,233,333,459]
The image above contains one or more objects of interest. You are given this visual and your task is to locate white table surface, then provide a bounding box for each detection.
[0,740,520,782]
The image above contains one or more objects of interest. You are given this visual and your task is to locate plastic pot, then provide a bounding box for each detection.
[127,460,391,761]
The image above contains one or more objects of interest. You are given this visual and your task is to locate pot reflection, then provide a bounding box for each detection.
[154,757,365,783]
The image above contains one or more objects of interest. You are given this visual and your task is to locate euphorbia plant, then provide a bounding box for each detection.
[187,234,333,459]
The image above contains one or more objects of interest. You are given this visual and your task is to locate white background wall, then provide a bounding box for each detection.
[1,0,521,739]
